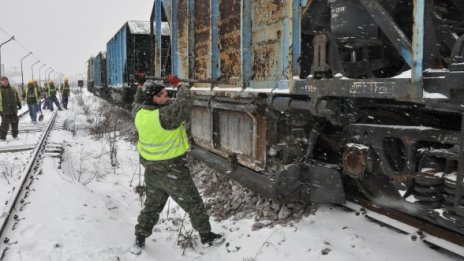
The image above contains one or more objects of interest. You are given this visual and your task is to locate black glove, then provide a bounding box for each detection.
[17,104,22,110]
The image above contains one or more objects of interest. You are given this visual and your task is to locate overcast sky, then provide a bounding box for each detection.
[0,0,154,84]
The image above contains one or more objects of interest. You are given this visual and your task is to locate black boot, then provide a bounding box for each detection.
[129,235,146,255]
[200,232,224,247]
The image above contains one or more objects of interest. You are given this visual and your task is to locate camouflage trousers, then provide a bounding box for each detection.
[135,156,212,238]
[0,113,18,139]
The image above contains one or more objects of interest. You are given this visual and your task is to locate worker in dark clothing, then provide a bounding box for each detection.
[47,80,62,111]
[22,80,40,123]
[0,76,21,140]
[60,78,70,109]
[42,82,49,110]
[32,80,42,110]
[129,75,223,255]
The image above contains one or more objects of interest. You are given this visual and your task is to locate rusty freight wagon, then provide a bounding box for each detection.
[151,0,464,253]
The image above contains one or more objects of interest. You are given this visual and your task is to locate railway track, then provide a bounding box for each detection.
[0,110,57,259]
[17,99,48,119]
[344,195,464,258]
[17,110,29,119]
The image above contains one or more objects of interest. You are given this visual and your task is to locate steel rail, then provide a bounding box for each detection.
[344,196,464,257]
[0,110,57,256]
[17,109,29,118]
[18,98,47,119]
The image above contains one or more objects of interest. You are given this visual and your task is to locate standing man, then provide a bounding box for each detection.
[129,75,223,255]
[60,78,70,109]
[0,76,21,140]
[42,82,49,110]
[47,80,62,111]
[32,80,42,109]
[23,80,40,123]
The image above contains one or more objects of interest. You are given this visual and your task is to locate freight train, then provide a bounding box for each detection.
[88,0,464,249]
[87,20,163,103]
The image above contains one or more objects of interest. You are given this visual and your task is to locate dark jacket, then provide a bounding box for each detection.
[48,83,57,97]
[24,85,40,105]
[0,84,21,114]
[61,82,70,96]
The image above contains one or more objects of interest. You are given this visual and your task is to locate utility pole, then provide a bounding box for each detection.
[39,64,46,86]
[48,69,55,82]
[0,36,15,76]
[45,67,52,82]
[31,60,40,80]
[20,51,33,89]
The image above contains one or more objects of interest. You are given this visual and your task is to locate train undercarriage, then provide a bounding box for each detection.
[190,94,464,237]
[186,0,464,252]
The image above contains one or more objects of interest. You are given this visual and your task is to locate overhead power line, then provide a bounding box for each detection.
[0,26,52,69]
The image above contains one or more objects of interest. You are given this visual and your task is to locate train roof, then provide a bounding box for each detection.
[127,20,150,35]
[124,20,169,36]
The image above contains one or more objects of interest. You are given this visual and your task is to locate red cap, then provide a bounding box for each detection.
[166,74,181,86]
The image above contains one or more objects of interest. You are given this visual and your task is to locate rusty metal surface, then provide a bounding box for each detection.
[194,0,211,80]
[177,0,189,79]
[217,110,253,156]
[415,171,446,186]
[389,173,418,183]
[343,147,367,178]
[169,0,296,86]
[218,0,241,81]
[191,107,212,146]
[255,115,267,168]
[216,110,266,169]
[251,0,286,80]
[191,103,266,171]
[388,170,445,184]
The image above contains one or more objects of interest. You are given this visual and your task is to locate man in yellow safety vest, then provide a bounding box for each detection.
[129,75,223,255]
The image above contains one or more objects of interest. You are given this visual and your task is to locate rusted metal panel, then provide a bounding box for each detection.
[177,0,189,79]
[191,107,213,145]
[253,114,267,168]
[211,0,220,82]
[171,1,179,74]
[218,110,253,156]
[194,0,211,80]
[251,0,286,81]
[153,0,162,77]
[292,0,301,75]
[216,110,266,169]
[218,0,241,81]
[241,0,252,88]
[192,99,266,170]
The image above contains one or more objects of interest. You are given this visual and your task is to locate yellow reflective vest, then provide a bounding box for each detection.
[135,108,189,161]
[25,87,40,104]
[48,84,57,96]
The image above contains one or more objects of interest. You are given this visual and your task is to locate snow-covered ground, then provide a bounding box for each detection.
[0,88,461,261]
[0,106,45,208]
